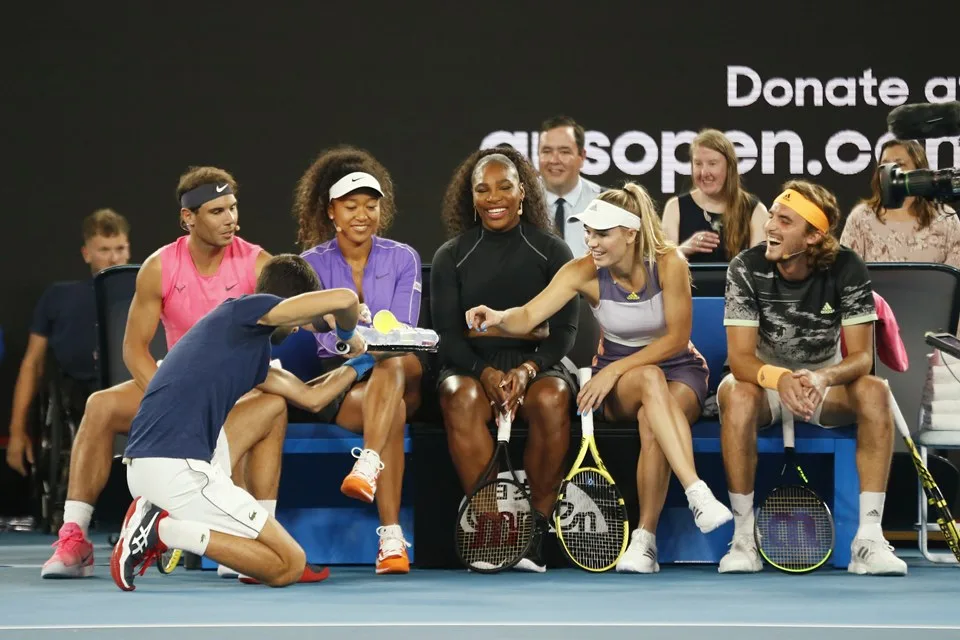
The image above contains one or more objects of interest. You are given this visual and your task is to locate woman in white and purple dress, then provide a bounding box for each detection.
[465,183,732,575]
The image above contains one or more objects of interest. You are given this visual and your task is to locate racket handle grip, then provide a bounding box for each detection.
[496,412,512,442]
[335,340,350,355]
[578,368,594,437]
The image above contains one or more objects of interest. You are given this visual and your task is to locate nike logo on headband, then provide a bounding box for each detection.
[216,184,228,193]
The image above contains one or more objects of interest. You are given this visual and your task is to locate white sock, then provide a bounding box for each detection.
[729,492,755,536]
[857,492,886,540]
[379,523,402,539]
[158,519,211,556]
[62,501,94,536]
[258,499,277,519]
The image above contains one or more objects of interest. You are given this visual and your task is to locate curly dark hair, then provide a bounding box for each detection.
[441,146,551,238]
[293,146,396,250]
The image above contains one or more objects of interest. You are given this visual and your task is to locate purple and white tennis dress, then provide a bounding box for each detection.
[591,261,709,407]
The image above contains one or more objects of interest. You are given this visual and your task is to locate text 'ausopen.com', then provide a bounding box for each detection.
[481,66,960,193]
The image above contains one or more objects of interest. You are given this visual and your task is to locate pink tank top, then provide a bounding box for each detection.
[159,235,262,349]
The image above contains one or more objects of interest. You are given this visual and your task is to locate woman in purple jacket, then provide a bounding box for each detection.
[294,146,423,575]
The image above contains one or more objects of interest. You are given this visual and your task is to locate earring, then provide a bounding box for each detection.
[474,208,479,222]
[518,202,524,216]
[336,225,343,233]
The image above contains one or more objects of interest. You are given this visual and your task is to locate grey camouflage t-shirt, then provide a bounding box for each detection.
[723,245,878,369]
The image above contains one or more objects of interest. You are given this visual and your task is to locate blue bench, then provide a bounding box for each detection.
[201,297,857,570]
[268,330,417,564]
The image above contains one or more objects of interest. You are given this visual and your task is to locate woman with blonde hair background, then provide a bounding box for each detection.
[662,129,767,262]
[466,182,732,575]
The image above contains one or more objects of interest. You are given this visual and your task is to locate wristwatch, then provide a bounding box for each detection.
[520,362,537,380]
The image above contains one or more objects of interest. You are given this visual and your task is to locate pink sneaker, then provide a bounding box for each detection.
[41,523,94,579]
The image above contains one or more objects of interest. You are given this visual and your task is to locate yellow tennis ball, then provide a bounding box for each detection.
[373,310,401,333]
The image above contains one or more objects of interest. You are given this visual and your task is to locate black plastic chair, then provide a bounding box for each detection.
[94,264,168,392]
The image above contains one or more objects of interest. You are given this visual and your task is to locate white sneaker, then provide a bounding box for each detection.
[685,481,734,533]
[847,538,908,576]
[217,565,239,579]
[719,531,762,573]
[616,528,659,573]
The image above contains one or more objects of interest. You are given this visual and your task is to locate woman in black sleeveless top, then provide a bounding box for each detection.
[662,129,767,263]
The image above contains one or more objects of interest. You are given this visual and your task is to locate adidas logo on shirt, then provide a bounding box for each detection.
[820,302,835,315]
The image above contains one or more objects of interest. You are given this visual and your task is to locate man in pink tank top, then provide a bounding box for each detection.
[42,166,282,581]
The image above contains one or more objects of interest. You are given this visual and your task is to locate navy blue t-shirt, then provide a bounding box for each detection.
[30,280,98,382]
[124,294,282,461]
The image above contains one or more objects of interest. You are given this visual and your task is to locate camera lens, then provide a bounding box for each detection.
[879,163,906,209]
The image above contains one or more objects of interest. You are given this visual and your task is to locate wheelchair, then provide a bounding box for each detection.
[29,358,94,535]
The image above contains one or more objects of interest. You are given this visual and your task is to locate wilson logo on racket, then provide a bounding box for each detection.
[556,485,610,534]
[457,473,529,532]
[469,512,521,549]
[765,512,820,548]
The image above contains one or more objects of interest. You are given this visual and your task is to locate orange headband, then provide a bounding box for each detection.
[774,189,829,233]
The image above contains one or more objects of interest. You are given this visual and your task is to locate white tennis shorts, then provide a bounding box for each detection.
[717,373,839,428]
[124,429,268,539]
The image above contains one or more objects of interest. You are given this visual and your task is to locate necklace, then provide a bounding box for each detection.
[611,272,642,301]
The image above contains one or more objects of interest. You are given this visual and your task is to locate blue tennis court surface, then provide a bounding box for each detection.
[1,533,957,640]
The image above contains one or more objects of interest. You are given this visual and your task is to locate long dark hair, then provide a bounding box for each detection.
[864,139,939,229]
[440,146,551,237]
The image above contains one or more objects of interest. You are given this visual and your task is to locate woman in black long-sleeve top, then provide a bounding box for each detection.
[431,146,578,573]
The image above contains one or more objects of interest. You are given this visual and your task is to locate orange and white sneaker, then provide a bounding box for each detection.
[376,525,411,574]
[340,448,384,503]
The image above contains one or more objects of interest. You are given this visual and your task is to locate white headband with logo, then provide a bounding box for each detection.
[569,199,641,230]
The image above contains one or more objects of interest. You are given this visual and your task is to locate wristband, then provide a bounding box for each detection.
[335,325,355,341]
[344,354,375,380]
[757,364,790,390]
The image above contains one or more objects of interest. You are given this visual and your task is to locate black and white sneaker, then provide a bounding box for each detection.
[110,496,169,592]
[513,511,549,573]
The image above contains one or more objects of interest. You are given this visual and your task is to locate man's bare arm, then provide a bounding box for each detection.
[122,253,163,391]
[256,366,356,413]
[258,289,360,332]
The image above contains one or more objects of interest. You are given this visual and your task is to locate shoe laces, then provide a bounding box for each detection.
[350,447,384,482]
[136,548,165,577]
[630,528,656,551]
[686,481,712,505]
[856,538,895,557]
[730,531,757,553]
[376,526,411,557]
[52,523,88,554]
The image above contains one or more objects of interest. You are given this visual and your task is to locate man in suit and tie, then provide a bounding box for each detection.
[538,115,604,258]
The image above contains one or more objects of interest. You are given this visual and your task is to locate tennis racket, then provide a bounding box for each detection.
[755,411,835,573]
[454,412,535,573]
[887,381,960,562]
[156,548,182,574]
[554,367,628,572]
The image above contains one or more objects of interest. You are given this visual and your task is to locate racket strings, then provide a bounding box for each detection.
[756,486,833,571]
[456,480,533,570]
[557,470,626,570]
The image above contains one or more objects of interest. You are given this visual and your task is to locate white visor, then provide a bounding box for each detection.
[329,172,384,200]
[569,199,641,230]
